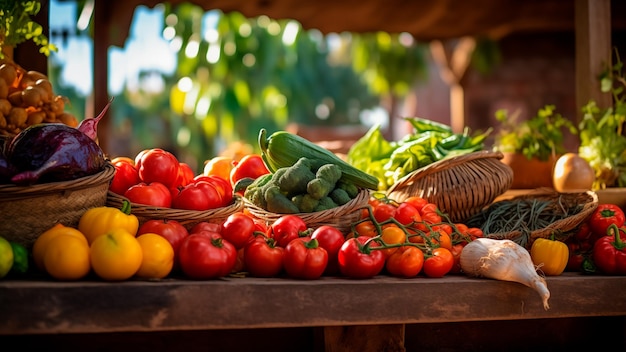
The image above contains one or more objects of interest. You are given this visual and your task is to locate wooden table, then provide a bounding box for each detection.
[2,273,625,351]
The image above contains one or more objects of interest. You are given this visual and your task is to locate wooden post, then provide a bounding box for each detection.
[575,0,612,117]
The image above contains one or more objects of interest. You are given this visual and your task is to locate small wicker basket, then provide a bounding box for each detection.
[0,163,116,249]
[470,188,598,249]
[386,151,513,223]
[106,191,244,230]
[243,188,371,233]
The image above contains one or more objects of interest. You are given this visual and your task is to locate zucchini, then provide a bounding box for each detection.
[258,129,379,190]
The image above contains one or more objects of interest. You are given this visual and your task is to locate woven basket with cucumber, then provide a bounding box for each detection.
[241,129,377,233]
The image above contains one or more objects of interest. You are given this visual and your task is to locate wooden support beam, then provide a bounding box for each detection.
[575,0,612,117]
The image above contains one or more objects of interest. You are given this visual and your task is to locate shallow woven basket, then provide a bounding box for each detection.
[386,151,513,223]
[106,191,244,230]
[0,163,115,249]
[243,188,371,233]
[477,188,598,249]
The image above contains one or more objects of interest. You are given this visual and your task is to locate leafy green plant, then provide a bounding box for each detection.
[578,50,626,189]
[0,0,56,58]
[493,105,577,162]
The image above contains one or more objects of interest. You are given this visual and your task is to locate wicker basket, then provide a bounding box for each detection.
[243,188,371,233]
[469,188,598,249]
[0,163,116,249]
[106,191,244,230]
[386,151,514,223]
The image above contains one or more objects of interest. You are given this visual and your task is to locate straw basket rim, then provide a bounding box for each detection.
[478,188,598,249]
[0,163,116,201]
[243,188,370,231]
[385,150,513,223]
[106,191,244,227]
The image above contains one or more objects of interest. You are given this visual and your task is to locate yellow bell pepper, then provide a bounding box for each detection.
[78,200,139,244]
[530,236,569,276]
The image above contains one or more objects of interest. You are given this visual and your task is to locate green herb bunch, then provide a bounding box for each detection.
[493,105,577,162]
[0,0,56,58]
[578,50,626,189]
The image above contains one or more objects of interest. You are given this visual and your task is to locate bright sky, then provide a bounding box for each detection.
[49,0,176,96]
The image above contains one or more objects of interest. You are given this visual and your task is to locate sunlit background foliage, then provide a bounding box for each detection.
[48,1,431,173]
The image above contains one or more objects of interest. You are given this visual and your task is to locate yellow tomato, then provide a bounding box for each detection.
[90,228,143,281]
[203,156,234,181]
[43,234,91,281]
[135,233,174,279]
[32,223,88,271]
[380,225,407,257]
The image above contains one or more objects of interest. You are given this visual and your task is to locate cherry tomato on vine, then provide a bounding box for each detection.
[338,236,385,279]
[426,229,452,251]
[404,196,428,213]
[352,220,378,238]
[385,245,424,278]
[394,202,422,226]
[373,203,397,223]
[423,247,454,278]
[283,237,328,280]
[449,243,465,274]
[380,225,407,257]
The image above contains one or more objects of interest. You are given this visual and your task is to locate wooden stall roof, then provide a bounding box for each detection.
[102,0,626,46]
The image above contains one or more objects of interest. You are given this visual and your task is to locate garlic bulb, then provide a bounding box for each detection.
[460,238,550,310]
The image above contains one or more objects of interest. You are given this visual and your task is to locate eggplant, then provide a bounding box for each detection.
[7,123,106,185]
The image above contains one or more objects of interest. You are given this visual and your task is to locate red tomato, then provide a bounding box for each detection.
[427,229,452,251]
[190,221,222,235]
[124,182,172,208]
[178,233,237,279]
[172,181,223,211]
[385,245,424,278]
[393,202,422,226]
[221,212,256,249]
[137,219,189,268]
[244,236,284,277]
[311,225,346,275]
[194,175,233,207]
[404,196,428,213]
[271,214,310,248]
[229,154,270,187]
[175,162,195,188]
[109,159,140,195]
[420,203,439,216]
[137,148,180,188]
[589,204,626,238]
[283,236,328,280]
[338,236,385,279]
[423,247,454,278]
[373,203,397,223]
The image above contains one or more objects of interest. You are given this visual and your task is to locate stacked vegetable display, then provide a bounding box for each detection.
[2,123,626,313]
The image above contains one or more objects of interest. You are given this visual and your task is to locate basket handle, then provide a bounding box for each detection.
[387,151,504,193]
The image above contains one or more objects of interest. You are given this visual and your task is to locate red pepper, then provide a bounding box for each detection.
[592,224,626,275]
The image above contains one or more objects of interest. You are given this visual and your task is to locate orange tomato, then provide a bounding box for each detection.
[353,220,378,238]
[135,233,174,279]
[385,245,424,278]
[203,156,235,181]
[404,196,428,213]
[43,234,91,281]
[380,225,406,257]
[427,229,452,251]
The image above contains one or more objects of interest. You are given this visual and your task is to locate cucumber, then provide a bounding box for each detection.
[258,129,378,190]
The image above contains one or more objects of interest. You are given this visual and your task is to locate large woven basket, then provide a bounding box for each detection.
[468,188,598,249]
[244,188,370,233]
[386,151,513,223]
[106,191,244,230]
[0,163,115,249]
